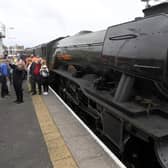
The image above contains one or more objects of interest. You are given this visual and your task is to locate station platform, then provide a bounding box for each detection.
[0,82,126,168]
[0,84,52,168]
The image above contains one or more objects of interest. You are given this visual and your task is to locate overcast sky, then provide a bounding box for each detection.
[0,0,157,48]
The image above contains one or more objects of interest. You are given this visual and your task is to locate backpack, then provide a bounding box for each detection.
[41,69,49,77]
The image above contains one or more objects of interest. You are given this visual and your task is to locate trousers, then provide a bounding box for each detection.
[13,79,23,102]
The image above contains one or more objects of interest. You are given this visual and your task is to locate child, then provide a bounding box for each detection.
[40,64,49,95]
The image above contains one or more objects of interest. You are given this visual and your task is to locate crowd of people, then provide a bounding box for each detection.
[0,54,50,104]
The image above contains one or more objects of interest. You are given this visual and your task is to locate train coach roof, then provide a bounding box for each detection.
[32,43,47,49]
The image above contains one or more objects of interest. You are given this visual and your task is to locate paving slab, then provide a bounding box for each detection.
[0,83,52,168]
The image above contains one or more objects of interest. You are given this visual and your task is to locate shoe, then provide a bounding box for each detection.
[32,92,36,95]
[14,101,20,104]
[13,100,19,103]
[15,101,24,104]
[15,101,21,104]
[43,92,48,95]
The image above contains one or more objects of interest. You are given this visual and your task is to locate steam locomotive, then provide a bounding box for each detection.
[27,3,168,168]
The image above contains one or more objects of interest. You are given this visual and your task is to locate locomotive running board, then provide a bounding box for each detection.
[155,139,168,168]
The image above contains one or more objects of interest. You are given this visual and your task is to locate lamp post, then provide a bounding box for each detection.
[4,26,16,56]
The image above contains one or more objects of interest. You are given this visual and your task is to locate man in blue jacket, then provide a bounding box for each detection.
[0,61,9,98]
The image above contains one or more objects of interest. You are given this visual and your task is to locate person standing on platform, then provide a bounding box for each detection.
[26,57,33,92]
[30,58,42,95]
[27,55,36,93]
[0,60,9,98]
[40,63,49,95]
[9,59,26,103]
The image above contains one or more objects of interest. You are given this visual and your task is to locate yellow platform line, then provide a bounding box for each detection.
[32,95,78,168]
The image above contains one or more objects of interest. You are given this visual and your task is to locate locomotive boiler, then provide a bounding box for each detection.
[30,3,168,168]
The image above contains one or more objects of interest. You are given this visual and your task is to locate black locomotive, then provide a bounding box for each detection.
[28,3,168,168]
